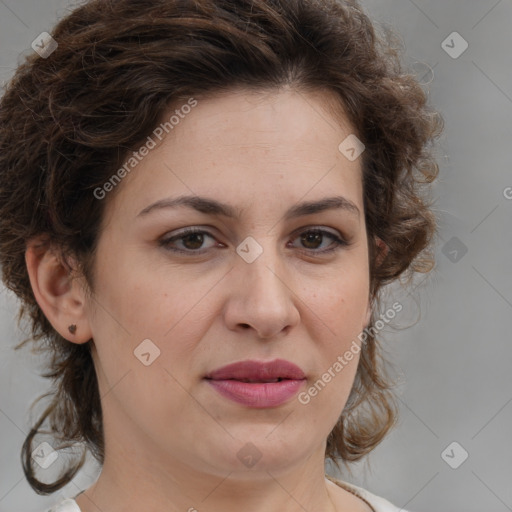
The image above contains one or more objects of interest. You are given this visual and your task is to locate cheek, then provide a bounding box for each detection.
[88,251,222,395]
[309,269,369,337]
[91,241,212,337]
[299,267,368,404]
[86,265,208,435]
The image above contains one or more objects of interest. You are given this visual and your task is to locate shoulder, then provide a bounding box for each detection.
[44,498,82,512]
[327,475,408,512]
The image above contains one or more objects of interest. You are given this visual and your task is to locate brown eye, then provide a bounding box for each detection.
[300,231,323,249]
[290,228,348,254]
[181,232,205,250]
[160,228,218,253]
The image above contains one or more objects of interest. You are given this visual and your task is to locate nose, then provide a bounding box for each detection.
[223,244,301,339]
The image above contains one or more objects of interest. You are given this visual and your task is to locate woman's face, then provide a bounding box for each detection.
[84,88,371,476]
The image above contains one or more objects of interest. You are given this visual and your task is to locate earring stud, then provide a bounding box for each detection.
[68,324,77,335]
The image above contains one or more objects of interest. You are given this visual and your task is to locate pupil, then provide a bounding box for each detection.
[302,232,322,249]
[183,233,204,249]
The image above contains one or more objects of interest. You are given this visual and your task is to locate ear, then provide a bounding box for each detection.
[363,237,389,327]
[25,236,92,344]
[363,301,371,328]
[374,236,389,267]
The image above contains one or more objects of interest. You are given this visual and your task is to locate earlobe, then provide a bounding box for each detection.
[25,237,92,344]
[359,297,372,343]
[364,300,372,328]
[375,236,389,267]
[364,237,388,329]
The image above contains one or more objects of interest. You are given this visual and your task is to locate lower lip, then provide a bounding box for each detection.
[206,379,305,408]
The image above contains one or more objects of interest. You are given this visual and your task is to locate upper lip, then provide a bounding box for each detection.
[205,359,306,382]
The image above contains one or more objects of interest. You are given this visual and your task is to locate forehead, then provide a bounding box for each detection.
[102,87,364,224]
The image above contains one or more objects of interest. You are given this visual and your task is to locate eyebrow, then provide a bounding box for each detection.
[137,195,360,220]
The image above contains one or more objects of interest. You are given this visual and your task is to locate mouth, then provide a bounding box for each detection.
[205,358,306,381]
[205,359,306,408]
[230,378,284,383]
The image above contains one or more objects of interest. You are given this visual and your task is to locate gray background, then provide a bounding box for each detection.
[0,0,511,511]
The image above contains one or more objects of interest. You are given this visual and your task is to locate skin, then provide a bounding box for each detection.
[26,88,387,512]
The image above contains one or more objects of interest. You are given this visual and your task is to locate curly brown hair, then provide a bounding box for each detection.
[0,0,442,495]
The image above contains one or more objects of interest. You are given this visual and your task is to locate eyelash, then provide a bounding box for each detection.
[159,227,350,255]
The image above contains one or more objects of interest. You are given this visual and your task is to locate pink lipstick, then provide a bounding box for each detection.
[205,359,306,408]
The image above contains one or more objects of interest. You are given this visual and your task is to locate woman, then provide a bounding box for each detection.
[0,0,442,511]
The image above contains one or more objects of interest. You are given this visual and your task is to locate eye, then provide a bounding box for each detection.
[288,228,348,254]
[159,226,350,256]
[159,227,219,253]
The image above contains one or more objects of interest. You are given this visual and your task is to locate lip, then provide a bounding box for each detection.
[205,359,306,408]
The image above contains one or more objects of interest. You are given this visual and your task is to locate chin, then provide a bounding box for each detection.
[198,427,317,475]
